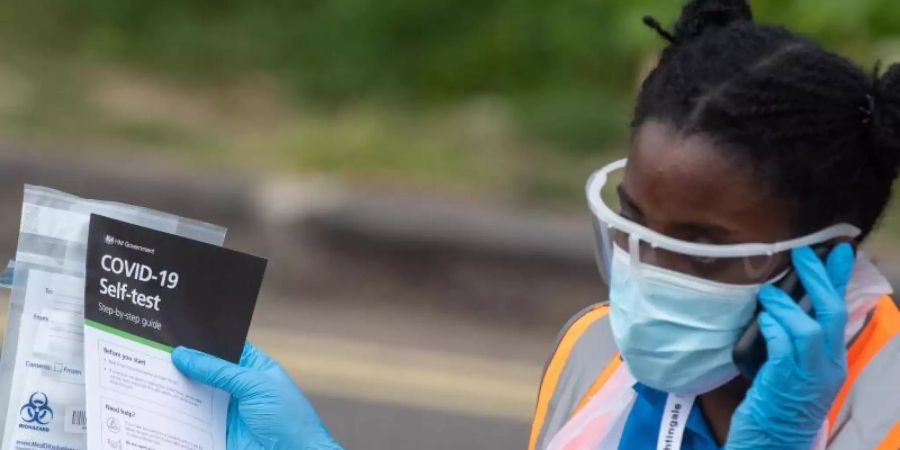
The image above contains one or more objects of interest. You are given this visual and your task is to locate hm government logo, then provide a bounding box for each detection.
[105,234,117,245]
[18,392,53,432]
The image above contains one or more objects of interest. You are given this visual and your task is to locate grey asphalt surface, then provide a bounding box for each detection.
[313,393,528,450]
[245,297,548,450]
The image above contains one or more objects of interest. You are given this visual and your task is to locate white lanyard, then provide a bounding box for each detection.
[656,393,696,450]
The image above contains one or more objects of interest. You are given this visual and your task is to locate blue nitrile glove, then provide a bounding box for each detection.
[172,342,344,450]
[726,243,853,450]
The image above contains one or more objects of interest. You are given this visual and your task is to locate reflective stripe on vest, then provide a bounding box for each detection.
[828,298,899,449]
[529,296,899,450]
[529,304,617,450]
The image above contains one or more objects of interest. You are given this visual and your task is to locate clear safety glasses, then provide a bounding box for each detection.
[586,159,861,284]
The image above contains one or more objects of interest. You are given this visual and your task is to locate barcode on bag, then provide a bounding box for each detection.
[64,407,87,434]
[71,409,85,426]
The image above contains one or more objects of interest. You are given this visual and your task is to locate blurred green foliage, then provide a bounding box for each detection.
[2,0,898,155]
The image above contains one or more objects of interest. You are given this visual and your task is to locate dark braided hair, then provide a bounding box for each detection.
[634,0,900,240]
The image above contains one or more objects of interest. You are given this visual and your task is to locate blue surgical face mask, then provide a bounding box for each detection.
[608,246,764,396]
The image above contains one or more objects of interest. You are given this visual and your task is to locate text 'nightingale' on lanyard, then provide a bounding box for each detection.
[656,394,695,450]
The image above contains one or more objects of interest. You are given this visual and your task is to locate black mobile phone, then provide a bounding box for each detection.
[732,245,831,380]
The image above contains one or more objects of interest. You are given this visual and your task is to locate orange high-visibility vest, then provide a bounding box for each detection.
[529,296,899,450]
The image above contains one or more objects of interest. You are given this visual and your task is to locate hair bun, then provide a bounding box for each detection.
[674,0,753,42]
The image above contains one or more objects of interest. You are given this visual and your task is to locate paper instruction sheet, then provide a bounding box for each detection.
[83,215,266,450]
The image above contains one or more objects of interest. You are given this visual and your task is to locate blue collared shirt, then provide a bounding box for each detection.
[618,383,722,450]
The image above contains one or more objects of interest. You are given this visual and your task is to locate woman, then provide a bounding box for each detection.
[171,0,900,448]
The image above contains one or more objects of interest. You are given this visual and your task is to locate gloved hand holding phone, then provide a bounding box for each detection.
[726,243,854,449]
[172,342,344,450]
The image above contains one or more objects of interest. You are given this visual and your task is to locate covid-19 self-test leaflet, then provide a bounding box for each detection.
[83,214,266,450]
[0,186,227,450]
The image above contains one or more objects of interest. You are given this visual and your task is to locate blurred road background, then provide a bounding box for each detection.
[0,1,898,449]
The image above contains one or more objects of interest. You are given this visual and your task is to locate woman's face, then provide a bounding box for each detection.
[619,120,795,279]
